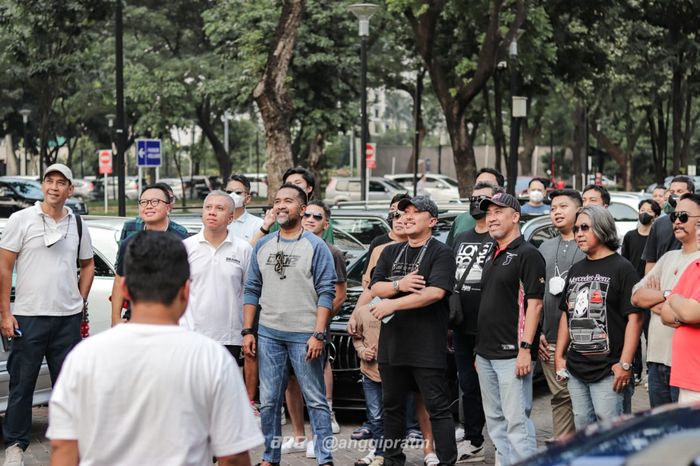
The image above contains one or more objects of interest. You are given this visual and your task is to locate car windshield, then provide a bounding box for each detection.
[383,178,407,191]
[442,178,459,187]
[2,180,43,198]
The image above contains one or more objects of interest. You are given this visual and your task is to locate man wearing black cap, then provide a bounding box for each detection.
[475,192,545,466]
[370,196,457,466]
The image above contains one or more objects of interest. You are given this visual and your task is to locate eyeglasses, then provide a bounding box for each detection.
[573,224,591,234]
[274,251,287,279]
[138,198,169,207]
[468,195,488,203]
[670,211,700,224]
[225,190,247,196]
[387,211,402,220]
[303,212,324,221]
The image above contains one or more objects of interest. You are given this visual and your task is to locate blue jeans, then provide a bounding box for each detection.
[362,376,384,456]
[647,362,679,408]
[567,373,622,430]
[258,331,333,464]
[4,314,82,449]
[475,356,536,466]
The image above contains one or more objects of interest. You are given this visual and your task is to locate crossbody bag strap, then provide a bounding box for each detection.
[454,237,490,293]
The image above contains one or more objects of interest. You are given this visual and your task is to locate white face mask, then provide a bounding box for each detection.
[42,216,68,247]
[530,190,544,203]
[229,192,244,208]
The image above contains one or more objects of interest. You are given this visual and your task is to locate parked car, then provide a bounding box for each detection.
[91,176,139,201]
[325,177,407,205]
[71,178,96,200]
[243,173,268,198]
[384,173,460,202]
[0,217,122,412]
[0,177,88,216]
[646,175,700,193]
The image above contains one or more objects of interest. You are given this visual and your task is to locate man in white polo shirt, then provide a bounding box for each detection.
[181,190,252,364]
[0,164,95,466]
[226,174,264,243]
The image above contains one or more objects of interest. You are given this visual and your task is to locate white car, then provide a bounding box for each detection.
[243,173,268,198]
[384,173,461,202]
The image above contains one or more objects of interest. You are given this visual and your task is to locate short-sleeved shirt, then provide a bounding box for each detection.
[641,215,680,263]
[119,217,189,242]
[46,324,263,464]
[0,202,93,316]
[446,212,476,247]
[370,239,456,368]
[669,260,700,392]
[452,229,495,335]
[622,229,649,279]
[115,221,189,276]
[228,210,264,243]
[180,231,252,346]
[328,242,347,284]
[539,236,586,342]
[560,254,642,383]
[521,203,550,216]
[476,236,546,360]
[362,233,392,275]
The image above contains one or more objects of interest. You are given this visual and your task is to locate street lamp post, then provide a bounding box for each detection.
[19,109,31,176]
[349,3,379,202]
[106,114,116,199]
[223,110,232,155]
[507,37,525,196]
[115,0,126,216]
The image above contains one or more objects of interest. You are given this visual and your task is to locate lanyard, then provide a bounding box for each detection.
[393,237,432,274]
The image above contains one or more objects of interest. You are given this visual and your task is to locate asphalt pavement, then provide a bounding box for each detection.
[0,380,651,465]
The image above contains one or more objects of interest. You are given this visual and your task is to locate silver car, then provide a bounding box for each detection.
[325,177,407,204]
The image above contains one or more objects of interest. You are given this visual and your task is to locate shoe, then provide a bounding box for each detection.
[369,457,384,466]
[354,452,375,466]
[634,374,643,386]
[280,406,287,425]
[456,440,485,463]
[351,426,373,440]
[330,411,340,434]
[454,425,465,442]
[424,452,439,466]
[4,444,24,466]
[306,439,316,458]
[280,437,307,454]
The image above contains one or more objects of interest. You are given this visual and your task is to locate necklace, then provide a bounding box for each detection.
[274,227,304,279]
[395,237,432,275]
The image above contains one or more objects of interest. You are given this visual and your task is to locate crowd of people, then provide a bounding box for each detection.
[0,163,698,466]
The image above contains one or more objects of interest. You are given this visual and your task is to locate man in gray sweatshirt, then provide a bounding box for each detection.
[243,183,337,466]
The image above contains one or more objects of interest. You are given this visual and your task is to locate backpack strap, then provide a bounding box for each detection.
[75,213,83,269]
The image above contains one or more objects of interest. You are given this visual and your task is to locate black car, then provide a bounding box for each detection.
[0,177,88,216]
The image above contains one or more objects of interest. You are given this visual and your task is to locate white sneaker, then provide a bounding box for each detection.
[456,440,485,463]
[306,439,316,458]
[330,411,340,434]
[3,444,24,466]
[280,437,307,454]
[424,452,439,466]
[280,406,287,425]
[454,425,465,442]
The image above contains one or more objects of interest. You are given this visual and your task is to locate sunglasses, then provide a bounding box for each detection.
[669,211,700,224]
[573,224,591,234]
[225,190,247,196]
[387,211,402,220]
[468,195,488,203]
[303,212,324,221]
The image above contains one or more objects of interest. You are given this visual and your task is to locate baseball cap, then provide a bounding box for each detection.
[43,163,73,185]
[479,192,521,214]
[397,195,439,218]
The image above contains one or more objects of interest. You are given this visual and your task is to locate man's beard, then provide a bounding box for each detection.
[279,214,300,229]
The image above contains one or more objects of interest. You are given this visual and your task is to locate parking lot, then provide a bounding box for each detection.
[1,381,651,465]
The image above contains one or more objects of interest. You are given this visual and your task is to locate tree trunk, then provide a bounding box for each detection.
[196,98,232,181]
[493,74,505,173]
[405,70,426,173]
[448,109,478,197]
[519,118,536,176]
[307,132,324,195]
[253,0,305,201]
[571,105,586,189]
[670,24,683,173]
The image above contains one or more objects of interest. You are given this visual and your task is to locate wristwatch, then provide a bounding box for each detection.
[312,331,326,341]
[619,361,631,371]
[240,328,256,337]
[663,290,672,299]
[519,341,532,350]
[392,280,400,292]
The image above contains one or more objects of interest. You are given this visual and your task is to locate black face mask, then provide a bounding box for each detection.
[470,203,486,220]
[639,212,653,225]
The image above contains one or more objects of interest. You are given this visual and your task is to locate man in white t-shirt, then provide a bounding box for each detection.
[0,164,95,466]
[181,190,252,362]
[47,231,263,466]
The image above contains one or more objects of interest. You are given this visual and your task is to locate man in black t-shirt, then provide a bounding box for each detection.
[451,182,500,462]
[475,193,545,466]
[555,206,642,431]
[370,196,457,466]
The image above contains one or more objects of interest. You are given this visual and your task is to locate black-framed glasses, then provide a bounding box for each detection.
[670,211,700,224]
[138,198,169,207]
[573,224,591,234]
[274,251,287,279]
[303,212,324,221]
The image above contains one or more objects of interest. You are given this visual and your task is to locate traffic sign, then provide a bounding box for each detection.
[136,138,162,167]
[98,149,112,174]
[366,142,377,169]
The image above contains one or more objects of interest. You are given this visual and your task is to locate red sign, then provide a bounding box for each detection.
[366,143,377,169]
[98,149,113,174]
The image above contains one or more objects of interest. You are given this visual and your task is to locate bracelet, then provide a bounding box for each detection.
[260,226,270,234]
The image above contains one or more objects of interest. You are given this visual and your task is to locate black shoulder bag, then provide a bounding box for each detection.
[448,239,488,329]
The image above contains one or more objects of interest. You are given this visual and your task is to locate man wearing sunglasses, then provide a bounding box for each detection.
[0,164,95,465]
[226,174,264,243]
[631,193,700,408]
[242,184,337,466]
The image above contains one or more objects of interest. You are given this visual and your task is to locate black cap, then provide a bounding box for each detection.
[479,192,521,214]
[397,195,439,218]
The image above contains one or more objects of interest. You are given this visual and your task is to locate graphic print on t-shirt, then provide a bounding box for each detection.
[565,275,610,355]
[454,241,494,291]
[265,253,300,268]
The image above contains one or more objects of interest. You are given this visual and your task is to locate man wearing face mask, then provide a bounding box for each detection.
[521,178,550,216]
[641,176,695,274]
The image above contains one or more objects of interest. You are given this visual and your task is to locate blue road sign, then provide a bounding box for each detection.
[136,139,162,167]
